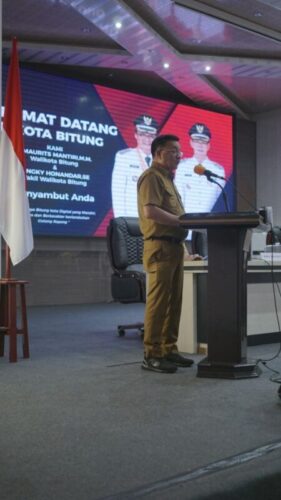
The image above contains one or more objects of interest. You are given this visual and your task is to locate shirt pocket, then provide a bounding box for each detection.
[163,187,179,212]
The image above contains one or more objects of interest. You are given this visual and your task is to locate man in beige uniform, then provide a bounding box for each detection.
[137,134,198,373]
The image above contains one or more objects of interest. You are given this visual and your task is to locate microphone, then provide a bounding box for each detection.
[194,164,226,181]
[194,164,265,224]
[194,164,229,211]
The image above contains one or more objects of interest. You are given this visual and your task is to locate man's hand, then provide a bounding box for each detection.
[184,253,203,261]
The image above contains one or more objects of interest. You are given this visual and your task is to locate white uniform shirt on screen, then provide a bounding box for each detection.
[175,156,226,213]
[111,147,152,217]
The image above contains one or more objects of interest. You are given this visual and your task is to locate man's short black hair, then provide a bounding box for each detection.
[151,134,179,157]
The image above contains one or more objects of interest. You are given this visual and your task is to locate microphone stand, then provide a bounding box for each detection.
[224,176,258,213]
[208,177,230,213]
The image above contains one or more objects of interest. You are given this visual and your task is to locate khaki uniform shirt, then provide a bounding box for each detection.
[137,161,188,241]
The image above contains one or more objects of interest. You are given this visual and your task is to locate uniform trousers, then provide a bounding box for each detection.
[143,240,184,358]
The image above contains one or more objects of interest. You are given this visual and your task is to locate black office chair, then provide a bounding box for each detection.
[267,226,281,245]
[107,217,146,336]
[191,229,208,258]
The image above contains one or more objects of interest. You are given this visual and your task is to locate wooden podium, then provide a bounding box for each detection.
[180,212,261,379]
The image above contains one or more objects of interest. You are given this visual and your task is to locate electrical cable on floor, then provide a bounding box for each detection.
[252,229,281,389]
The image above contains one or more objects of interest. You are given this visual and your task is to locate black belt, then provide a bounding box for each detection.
[146,236,183,245]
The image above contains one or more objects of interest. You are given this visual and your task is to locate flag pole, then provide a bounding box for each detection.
[0,38,32,362]
[0,38,34,267]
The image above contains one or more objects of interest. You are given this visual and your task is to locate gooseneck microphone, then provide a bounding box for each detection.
[194,164,229,211]
[193,164,267,224]
[194,164,260,214]
[194,164,226,181]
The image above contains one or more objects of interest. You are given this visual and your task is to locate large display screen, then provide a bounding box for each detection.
[2,65,234,237]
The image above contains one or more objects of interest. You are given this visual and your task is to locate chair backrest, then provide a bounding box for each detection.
[271,226,281,244]
[107,217,144,272]
[191,230,208,258]
[107,217,145,303]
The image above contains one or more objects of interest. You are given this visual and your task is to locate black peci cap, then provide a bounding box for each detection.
[189,123,211,141]
[134,115,158,134]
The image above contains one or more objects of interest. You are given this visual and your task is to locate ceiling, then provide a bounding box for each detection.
[3,0,281,120]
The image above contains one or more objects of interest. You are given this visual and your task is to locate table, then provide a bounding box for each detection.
[178,259,281,355]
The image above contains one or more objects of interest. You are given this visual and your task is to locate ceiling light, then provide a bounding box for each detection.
[205,65,211,72]
[115,21,122,29]
[163,62,170,69]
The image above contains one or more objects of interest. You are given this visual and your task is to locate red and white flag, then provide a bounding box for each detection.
[0,39,33,266]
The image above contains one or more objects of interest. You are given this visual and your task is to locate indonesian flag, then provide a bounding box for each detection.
[0,39,33,266]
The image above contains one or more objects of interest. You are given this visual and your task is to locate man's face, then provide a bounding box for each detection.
[156,140,183,173]
[135,130,156,155]
[190,137,210,161]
